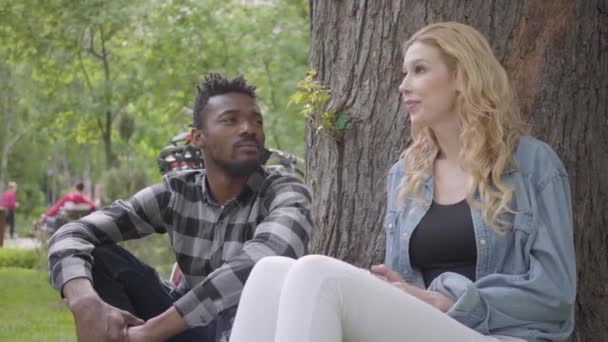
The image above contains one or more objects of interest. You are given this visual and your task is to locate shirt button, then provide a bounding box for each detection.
[388,223,393,229]
[402,232,408,238]
[479,239,487,246]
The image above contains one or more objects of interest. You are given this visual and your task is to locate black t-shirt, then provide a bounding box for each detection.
[409,199,477,288]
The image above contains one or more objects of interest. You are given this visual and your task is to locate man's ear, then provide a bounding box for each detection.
[191,127,206,149]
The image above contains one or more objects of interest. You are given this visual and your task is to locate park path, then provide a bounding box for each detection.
[2,234,41,249]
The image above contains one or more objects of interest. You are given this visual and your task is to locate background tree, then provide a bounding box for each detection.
[305,1,607,341]
[0,0,309,276]
[0,0,309,219]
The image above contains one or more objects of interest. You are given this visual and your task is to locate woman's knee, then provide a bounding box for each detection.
[249,255,353,290]
[294,254,344,271]
[248,256,296,281]
[288,254,351,283]
[255,255,295,271]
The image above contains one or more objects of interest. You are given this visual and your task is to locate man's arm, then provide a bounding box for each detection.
[126,172,311,340]
[126,306,188,342]
[63,278,145,342]
[47,180,173,341]
[48,181,171,292]
[154,172,312,333]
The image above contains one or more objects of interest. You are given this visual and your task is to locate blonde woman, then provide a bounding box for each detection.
[229,22,575,342]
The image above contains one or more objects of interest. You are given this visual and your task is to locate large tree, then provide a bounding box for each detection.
[306,1,607,341]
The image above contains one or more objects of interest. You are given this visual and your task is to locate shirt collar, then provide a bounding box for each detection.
[198,167,266,207]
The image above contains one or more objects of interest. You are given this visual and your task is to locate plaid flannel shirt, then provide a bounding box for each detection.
[48,166,313,327]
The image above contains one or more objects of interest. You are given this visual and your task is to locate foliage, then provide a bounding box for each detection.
[101,163,150,201]
[289,69,352,140]
[15,183,45,217]
[0,0,309,221]
[0,248,39,269]
[0,3,309,338]
[0,268,75,341]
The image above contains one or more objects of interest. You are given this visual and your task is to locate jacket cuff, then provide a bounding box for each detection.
[428,272,489,334]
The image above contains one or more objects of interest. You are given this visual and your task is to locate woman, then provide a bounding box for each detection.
[229,22,575,342]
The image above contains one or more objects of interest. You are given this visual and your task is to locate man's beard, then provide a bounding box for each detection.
[206,146,266,177]
[213,157,263,177]
[203,136,269,177]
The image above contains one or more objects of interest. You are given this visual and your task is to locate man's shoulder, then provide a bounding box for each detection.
[257,166,310,199]
[163,169,205,183]
[260,165,305,187]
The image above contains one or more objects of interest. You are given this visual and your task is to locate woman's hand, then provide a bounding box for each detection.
[370,264,405,282]
[370,264,455,313]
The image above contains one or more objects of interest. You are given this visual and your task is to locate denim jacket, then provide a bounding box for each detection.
[384,136,576,342]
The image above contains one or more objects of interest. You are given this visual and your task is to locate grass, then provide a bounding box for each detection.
[0,248,39,268]
[0,267,76,341]
[0,218,173,341]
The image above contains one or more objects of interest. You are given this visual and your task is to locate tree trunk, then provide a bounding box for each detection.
[0,66,14,188]
[307,1,607,341]
[98,25,115,168]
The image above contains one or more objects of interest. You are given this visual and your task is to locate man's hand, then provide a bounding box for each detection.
[69,295,144,342]
[127,306,188,342]
[370,264,455,313]
[126,324,162,342]
[63,278,144,342]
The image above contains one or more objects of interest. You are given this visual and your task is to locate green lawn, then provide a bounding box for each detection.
[0,267,75,341]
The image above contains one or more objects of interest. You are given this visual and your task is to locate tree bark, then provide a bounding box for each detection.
[307,1,607,340]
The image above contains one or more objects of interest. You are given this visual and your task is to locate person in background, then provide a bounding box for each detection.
[40,182,96,233]
[1,181,19,238]
[44,181,96,218]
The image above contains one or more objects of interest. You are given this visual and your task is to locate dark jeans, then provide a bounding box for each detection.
[6,209,14,238]
[91,244,236,342]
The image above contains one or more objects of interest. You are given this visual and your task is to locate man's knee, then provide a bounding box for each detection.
[92,243,122,262]
[91,243,144,276]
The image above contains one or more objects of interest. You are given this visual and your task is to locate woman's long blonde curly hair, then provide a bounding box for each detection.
[398,22,529,233]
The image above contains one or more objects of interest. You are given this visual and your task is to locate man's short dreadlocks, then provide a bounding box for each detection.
[192,73,257,129]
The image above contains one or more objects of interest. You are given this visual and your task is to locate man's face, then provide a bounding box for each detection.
[192,92,266,177]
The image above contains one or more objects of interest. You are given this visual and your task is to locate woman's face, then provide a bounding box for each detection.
[398,41,459,128]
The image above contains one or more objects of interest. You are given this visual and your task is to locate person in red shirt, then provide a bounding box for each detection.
[1,181,19,238]
[42,182,96,233]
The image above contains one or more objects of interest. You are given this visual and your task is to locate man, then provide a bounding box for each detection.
[1,181,19,238]
[47,74,313,342]
[41,182,96,233]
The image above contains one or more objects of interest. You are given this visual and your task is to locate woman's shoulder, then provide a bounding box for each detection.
[387,159,407,187]
[388,159,404,176]
[513,135,569,182]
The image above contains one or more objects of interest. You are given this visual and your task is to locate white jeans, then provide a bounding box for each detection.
[230,255,526,342]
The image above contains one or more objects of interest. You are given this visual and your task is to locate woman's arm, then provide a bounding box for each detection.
[429,171,576,341]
